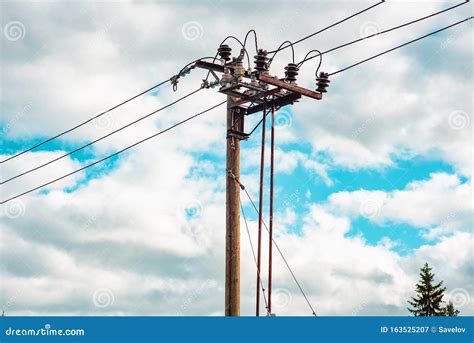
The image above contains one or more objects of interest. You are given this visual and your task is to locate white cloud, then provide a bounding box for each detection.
[1,158,472,315]
[242,147,332,186]
[324,173,472,239]
[0,151,83,201]
[2,0,471,176]
[0,0,472,317]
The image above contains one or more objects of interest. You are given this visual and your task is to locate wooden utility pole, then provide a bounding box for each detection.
[225,96,240,316]
[194,50,325,316]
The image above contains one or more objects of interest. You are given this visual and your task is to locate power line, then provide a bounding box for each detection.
[220,36,251,69]
[243,29,259,53]
[230,174,317,316]
[329,16,473,76]
[173,56,223,91]
[247,107,270,137]
[240,198,269,313]
[176,57,217,79]
[268,41,295,67]
[243,186,317,316]
[208,2,384,78]
[1,57,219,165]
[1,78,171,164]
[205,35,253,82]
[0,101,226,204]
[297,0,469,66]
[267,0,385,53]
[1,88,203,184]
[298,49,323,77]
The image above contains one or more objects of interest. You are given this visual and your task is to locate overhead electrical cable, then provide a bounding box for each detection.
[267,0,385,53]
[297,49,323,77]
[268,41,295,67]
[1,88,203,184]
[219,36,251,68]
[240,198,269,313]
[243,29,259,53]
[230,174,317,316]
[1,57,219,164]
[297,0,470,65]
[329,17,473,76]
[0,101,226,204]
[205,35,252,82]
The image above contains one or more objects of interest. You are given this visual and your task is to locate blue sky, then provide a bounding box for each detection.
[2,104,464,257]
[2,110,458,255]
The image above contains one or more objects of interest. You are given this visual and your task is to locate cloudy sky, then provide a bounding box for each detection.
[0,0,472,316]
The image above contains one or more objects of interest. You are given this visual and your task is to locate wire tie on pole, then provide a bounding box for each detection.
[170,75,179,92]
[227,169,245,190]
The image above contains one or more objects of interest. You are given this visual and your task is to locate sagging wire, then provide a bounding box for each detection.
[267,0,385,53]
[204,35,252,82]
[229,173,318,317]
[172,57,218,91]
[1,100,227,204]
[268,40,295,68]
[298,49,323,78]
[329,16,473,76]
[297,0,470,66]
[240,197,270,315]
[243,29,259,53]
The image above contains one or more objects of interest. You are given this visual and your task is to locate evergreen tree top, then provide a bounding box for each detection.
[407,262,449,317]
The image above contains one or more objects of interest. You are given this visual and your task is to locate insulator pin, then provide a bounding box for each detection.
[254,49,269,72]
[316,72,330,93]
[220,67,232,86]
[218,44,232,62]
[284,63,299,83]
[233,58,245,79]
